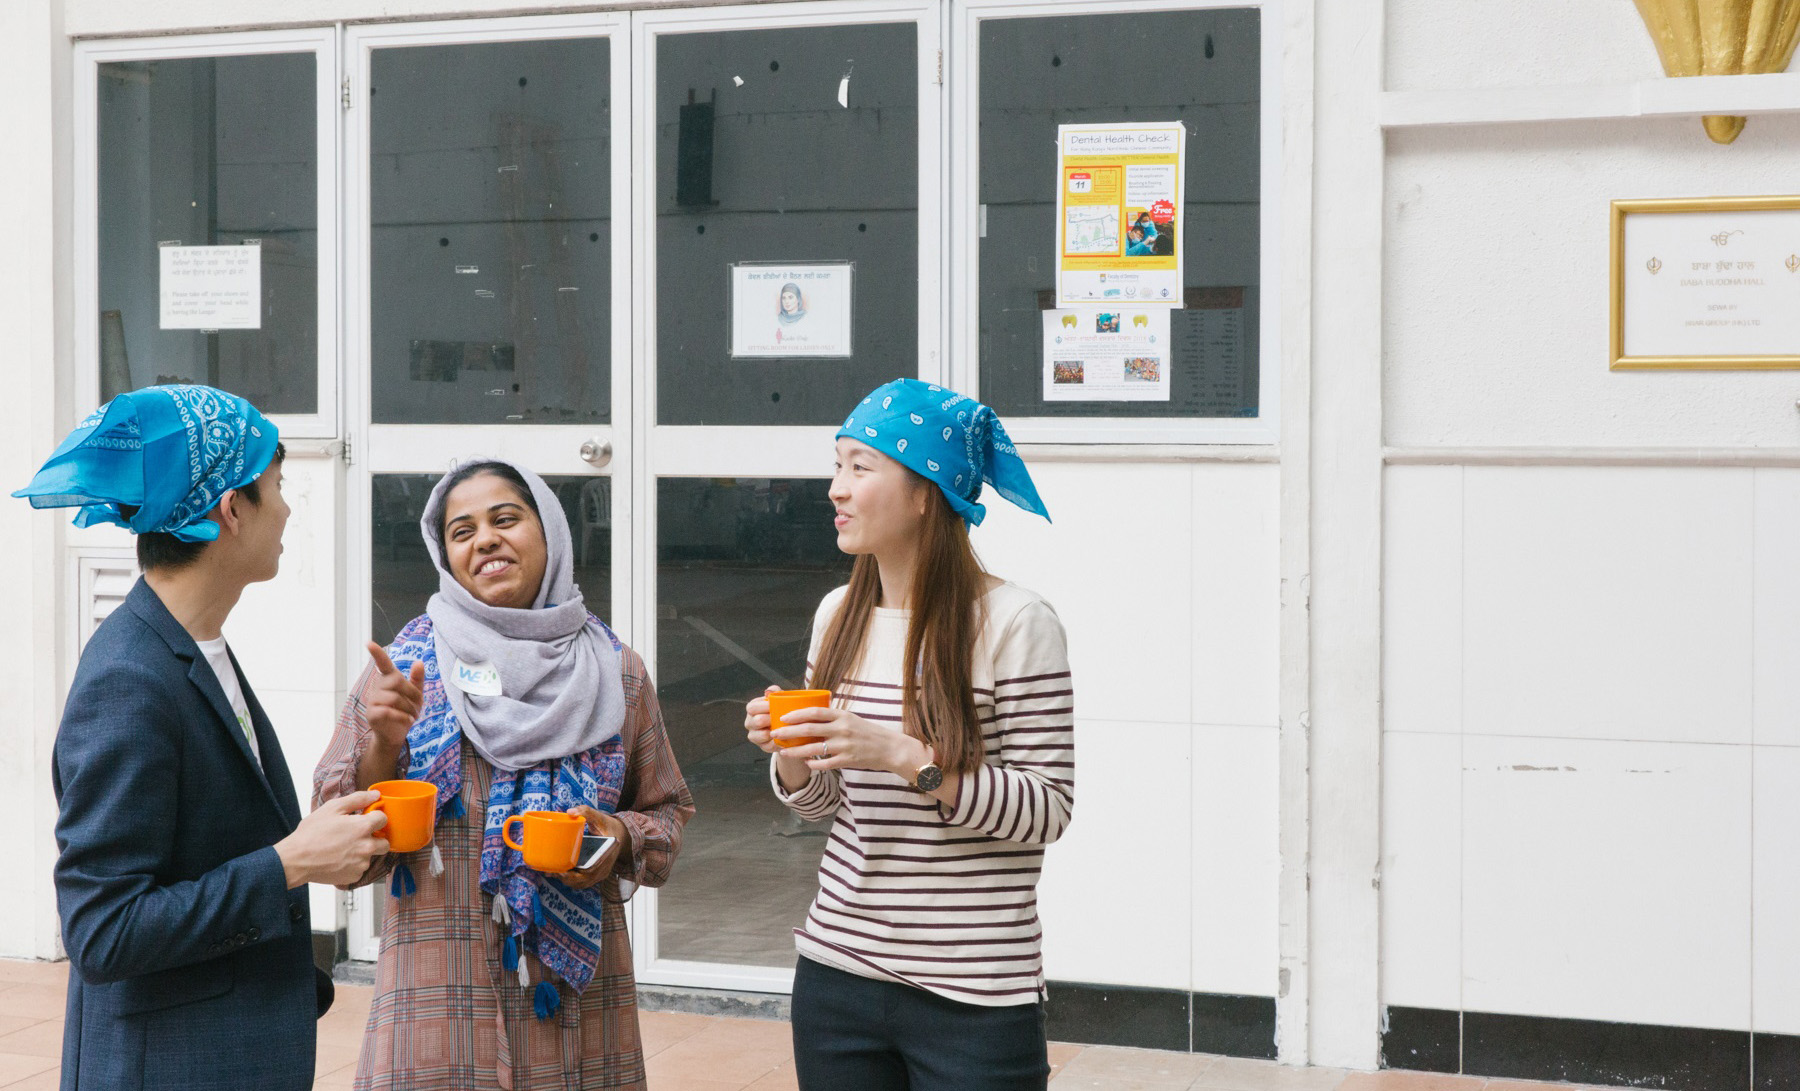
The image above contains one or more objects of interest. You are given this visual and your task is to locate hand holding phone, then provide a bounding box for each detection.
[578,833,616,873]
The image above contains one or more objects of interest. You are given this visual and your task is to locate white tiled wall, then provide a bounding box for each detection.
[987,460,1281,998]
[1384,463,1793,1034]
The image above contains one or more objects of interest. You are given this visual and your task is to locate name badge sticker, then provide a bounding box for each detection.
[451,658,502,697]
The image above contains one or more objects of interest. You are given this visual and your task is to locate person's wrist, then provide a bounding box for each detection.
[890,736,928,781]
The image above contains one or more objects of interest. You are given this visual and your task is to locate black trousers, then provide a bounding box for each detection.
[790,956,1050,1091]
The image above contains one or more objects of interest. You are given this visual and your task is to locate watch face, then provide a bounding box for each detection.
[915,763,944,792]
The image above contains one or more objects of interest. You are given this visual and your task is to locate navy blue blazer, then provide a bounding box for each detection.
[53,578,330,1091]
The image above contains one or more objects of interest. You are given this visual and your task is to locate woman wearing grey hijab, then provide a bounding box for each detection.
[315,458,694,1091]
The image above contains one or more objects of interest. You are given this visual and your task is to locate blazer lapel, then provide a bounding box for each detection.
[128,579,287,817]
[232,649,302,830]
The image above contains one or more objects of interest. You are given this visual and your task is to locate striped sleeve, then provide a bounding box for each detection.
[939,598,1075,845]
[772,761,842,820]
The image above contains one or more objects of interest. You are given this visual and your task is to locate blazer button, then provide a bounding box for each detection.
[248,927,261,942]
[234,932,248,946]
[289,904,305,923]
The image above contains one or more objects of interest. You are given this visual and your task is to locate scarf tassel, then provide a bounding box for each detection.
[532,890,547,928]
[428,844,444,877]
[443,793,466,820]
[389,862,416,898]
[533,980,561,1020]
[502,932,519,972]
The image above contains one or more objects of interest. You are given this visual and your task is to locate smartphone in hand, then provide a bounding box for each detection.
[578,833,616,872]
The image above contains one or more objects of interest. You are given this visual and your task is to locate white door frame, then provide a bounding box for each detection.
[628,0,946,995]
[341,11,635,961]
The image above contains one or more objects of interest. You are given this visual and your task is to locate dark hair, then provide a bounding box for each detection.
[128,443,287,572]
[434,461,540,563]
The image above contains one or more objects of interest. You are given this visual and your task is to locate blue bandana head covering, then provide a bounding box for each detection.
[12,385,279,543]
[838,378,1049,527]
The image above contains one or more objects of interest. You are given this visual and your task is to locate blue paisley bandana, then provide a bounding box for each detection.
[12,385,279,543]
[839,378,1049,526]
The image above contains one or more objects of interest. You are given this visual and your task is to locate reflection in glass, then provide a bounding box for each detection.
[370,39,611,425]
[370,473,611,646]
[97,54,318,414]
[656,25,918,426]
[979,10,1261,419]
[655,478,851,966]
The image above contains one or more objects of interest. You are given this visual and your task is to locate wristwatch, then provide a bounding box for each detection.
[912,755,944,793]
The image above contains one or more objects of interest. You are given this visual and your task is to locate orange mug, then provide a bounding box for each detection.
[502,810,585,872]
[365,779,439,854]
[766,689,831,748]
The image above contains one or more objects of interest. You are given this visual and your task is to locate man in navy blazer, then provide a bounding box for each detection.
[18,387,390,1090]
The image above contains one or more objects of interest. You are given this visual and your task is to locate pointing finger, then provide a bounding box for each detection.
[366,641,399,676]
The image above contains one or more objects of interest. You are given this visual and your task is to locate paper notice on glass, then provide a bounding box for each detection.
[729,261,854,358]
[160,242,261,330]
[1055,122,1185,307]
[1042,309,1171,401]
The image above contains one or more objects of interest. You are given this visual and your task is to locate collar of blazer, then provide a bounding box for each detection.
[124,578,293,822]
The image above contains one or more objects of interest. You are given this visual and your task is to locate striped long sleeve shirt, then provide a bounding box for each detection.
[773,580,1075,1007]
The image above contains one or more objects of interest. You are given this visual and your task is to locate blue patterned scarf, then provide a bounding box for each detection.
[12,384,279,542]
[839,378,1050,526]
[384,614,626,1017]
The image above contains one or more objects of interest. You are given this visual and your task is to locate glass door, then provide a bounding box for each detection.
[629,0,943,993]
[343,14,632,960]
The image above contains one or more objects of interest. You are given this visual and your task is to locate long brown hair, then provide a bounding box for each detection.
[809,478,990,776]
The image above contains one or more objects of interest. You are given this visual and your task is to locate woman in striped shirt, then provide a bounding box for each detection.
[744,378,1074,1091]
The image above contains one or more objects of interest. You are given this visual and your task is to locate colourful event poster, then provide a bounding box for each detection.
[1054,122,1185,307]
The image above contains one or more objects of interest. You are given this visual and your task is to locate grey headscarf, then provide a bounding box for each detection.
[420,458,624,771]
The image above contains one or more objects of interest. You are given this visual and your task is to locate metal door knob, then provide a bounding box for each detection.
[579,439,612,467]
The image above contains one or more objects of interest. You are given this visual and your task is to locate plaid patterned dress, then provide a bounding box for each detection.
[315,641,694,1090]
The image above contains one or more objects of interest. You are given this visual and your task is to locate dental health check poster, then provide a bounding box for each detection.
[1054,122,1186,307]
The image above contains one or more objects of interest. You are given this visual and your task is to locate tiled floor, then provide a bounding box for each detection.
[0,957,1619,1091]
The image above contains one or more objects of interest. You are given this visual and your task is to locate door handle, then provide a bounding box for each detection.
[579,439,612,468]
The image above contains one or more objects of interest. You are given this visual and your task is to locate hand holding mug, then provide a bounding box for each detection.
[553,806,625,891]
[365,641,427,749]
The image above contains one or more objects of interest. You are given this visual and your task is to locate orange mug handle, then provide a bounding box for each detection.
[502,815,526,851]
[365,799,390,823]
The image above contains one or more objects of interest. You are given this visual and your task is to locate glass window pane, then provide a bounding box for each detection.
[979,10,1261,419]
[654,477,850,966]
[656,25,918,426]
[370,473,612,645]
[370,40,612,425]
[98,54,318,414]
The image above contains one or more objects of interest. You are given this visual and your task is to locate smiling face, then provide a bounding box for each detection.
[780,287,800,314]
[829,438,929,559]
[440,472,548,609]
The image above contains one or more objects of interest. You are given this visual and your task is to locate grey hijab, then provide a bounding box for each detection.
[420,458,625,771]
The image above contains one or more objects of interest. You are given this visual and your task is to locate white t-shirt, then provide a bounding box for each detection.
[196,636,261,766]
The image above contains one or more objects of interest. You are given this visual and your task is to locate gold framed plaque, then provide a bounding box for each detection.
[1610,195,1800,370]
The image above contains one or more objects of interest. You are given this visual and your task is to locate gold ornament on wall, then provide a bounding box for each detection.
[1631,0,1800,143]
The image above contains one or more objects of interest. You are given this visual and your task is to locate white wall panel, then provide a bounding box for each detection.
[1382,465,1462,735]
[1191,723,1278,997]
[1038,719,1191,991]
[1385,0,1669,93]
[1192,464,1279,728]
[1754,746,1800,1035]
[978,462,1195,726]
[1379,731,1461,1011]
[232,456,342,691]
[1462,466,1753,744]
[1462,736,1751,1030]
[1753,469,1800,748]
[1386,115,1800,450]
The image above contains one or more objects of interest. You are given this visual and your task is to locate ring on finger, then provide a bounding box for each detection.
[819,741,830,759]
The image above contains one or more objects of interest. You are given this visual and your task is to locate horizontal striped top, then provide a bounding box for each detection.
[773,580,1075,1007]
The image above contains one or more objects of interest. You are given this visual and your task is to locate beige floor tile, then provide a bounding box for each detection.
[1336,1073,1484,1091]
[315,1040,363,1079]
[0,1054,57,1086]
[645,1079,751,1091]
[742,1059,801,1091]
[639,1010,719,1057]
[1480,1082,1608,1091]
[0,963,67,989]
[1055,1045,1215,1084]
[0,986,67,1021]
[0,1020,43,1041]
[644,1033,788,1085]
[0,1022,61,1060]
[1192,1056,1349,1090]
[0,1065,62,1090]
